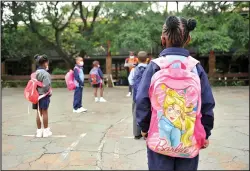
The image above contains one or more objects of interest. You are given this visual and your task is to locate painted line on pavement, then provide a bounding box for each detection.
[114,141,120,159]
[61,133,86,160]
[122,136,134,139]
[22,135,67,138]
[96,117,129,170]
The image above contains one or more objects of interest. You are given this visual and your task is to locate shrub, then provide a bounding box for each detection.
[119,70,128,79]
[52,68,68,75]
[1,81,28,88]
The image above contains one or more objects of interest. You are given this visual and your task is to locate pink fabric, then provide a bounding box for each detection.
[24,72,51,104]
[65,70,76,91]
[147,56,206,158]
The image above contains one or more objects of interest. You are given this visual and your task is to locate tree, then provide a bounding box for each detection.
[93,2,163,54]
[2,1,103,67]
[1,2,46,60]
[181,2,249,59]
[21,2,79,67]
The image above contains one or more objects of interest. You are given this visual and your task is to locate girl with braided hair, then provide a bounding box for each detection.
[32,54,53,138]
[136,16,215,170]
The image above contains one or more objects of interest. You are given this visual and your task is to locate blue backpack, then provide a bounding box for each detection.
[133,66,147,102]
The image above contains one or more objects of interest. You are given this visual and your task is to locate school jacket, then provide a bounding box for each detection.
[74,65,84,87]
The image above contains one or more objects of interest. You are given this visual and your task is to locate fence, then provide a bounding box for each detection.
[1,72,248,87]
[208,73,248,86]
[1,74,111,87]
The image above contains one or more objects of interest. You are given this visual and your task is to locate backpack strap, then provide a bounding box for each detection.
[152,57,169,69]
[152,56,199,71]
[31,72,43,87]
[187,56,200,71]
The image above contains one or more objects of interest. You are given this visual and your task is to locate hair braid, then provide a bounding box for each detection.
[162,16,197,47]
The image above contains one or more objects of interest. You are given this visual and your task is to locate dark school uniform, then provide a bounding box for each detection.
[73,65,84,110]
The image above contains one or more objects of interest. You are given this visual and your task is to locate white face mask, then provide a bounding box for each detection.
[46,66,49,71]
[97,65,100,68]
[79,61,84,66]
[130,56,134,59]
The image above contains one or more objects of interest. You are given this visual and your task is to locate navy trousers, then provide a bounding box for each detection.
[73,87,83,110]
[147,147,199,171]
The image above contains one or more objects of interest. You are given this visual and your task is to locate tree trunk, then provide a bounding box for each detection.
[55,46,74,69]
[176,1,179,13]
[164,2,168,16]
[1,62,5,75]
[106,40,113,87]
[208,50,216,77]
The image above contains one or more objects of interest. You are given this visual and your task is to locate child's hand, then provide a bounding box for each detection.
[141,131,148,138]
[202,139,209,149]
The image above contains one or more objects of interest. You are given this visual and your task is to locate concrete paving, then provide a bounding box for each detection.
[2,86,249,170]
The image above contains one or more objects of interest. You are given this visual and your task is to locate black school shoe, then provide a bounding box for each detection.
[134,135,143,139]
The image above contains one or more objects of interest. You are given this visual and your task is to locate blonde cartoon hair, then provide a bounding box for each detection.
[161,85,195,147]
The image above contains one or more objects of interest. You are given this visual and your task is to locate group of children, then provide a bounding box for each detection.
[31,56,106,137]
[29,15,215,171]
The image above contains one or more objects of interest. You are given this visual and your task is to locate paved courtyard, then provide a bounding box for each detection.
[2,86,249,170]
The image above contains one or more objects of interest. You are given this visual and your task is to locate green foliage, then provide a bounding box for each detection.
[226,13,249,59]
[2,26,46,58]
[182,2,249,57]
[51,68,68,75]
[94,2,163,53]
[2,1,249,63]
[211,80,246,87]
[51,81,67,88]
[118,70,128,79]
[1,80,28,88]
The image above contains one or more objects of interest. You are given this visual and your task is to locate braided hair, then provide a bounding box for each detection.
[34,54,49,66]
[162,16,197,47]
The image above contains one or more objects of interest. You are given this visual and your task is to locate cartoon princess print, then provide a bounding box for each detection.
[157,85,196,148]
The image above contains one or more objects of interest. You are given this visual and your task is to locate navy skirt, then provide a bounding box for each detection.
[32,95,50,110]
[147,147,199,170]
[92,83,102,88]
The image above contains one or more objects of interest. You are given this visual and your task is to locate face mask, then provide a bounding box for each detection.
[130,56,134,59]
[97,65,100,68]
[46,66,49,71]
[79,61,84,66]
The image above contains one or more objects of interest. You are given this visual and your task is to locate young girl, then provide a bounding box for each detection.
[89,61,107,102]
[32,54,52,138]
[136,16,215,170]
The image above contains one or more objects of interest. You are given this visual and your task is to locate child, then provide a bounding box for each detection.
[32,54,52,138]
[128,51,148,139]
[73,56,87,113]
[136,16,215,170]
[89,61,107,102]
[124,51,138,97]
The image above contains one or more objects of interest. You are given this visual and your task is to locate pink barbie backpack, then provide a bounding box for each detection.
[147,56,206,158]
[65,67,80,91]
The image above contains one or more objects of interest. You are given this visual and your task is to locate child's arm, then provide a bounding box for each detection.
[42,74,51,93]
[37,71,51,93]
[128,68,135,86]
[98,68,104,79]
[196,64,215,139]
[135,63,156,133]
[74,68,83,86]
